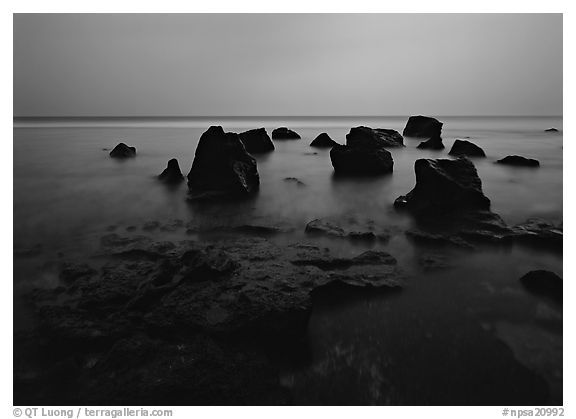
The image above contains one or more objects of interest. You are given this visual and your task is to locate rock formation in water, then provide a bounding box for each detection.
[239,128,275,153]
[417,136,445,150]
[448,139,486,157]
[403,115,443,138]
[272,127,301,139]
[346,126,404,148]
[109,143,136,158]
[158,158,184,183]
[496,155,540,167]
[545,128,559,132]
[330,145,394,175]
[187,126,259,198]
[394,157,490,213]
[520,270,562,303]
[310,133,339,148]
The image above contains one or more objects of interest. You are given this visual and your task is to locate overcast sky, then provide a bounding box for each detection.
[13,14,562,117]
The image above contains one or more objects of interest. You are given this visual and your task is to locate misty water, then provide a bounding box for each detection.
[14,116,562,404]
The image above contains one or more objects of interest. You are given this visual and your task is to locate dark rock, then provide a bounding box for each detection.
[394,158,490,213]
[496,155,540,167]
[510,219,562,251]
[272,127,301,140]
[520,270,562,303]
[405,229,475,249]
[187,126,259,197]
[417,136,445,150]
[330,144,393,175]
[403,115,443,138]
[239,128,275,153]
[284,177,306,187]
[158,158,184,183]
[109,143,136,158]
[545,128,559,132]
[449,139,486,157]
[59,262,97,284]
[310,133,338,148]
[305,218,390,242]
[346,126,404,148]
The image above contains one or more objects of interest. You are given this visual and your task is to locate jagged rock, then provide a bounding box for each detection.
[496,155,540,167]
[394,158,490,213]
[449,140,486,157]
[310,133,338,148]
[545,128,559,132]
[510,219,562,251]
[158,158,184,183]
[346,126,404,148]
[417,136,445,150]
[109,143,136,158]
[272,127,301,139]
[520,270,562,303]
[187,126,259,198]
[239,128,275,153]
[403,116,443,138]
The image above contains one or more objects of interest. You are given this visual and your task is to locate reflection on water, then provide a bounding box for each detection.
[13,116,562,404]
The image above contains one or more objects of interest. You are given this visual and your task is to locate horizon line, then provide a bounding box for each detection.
[13,115,563,120]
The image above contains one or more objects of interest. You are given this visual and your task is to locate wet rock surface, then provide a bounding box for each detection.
[158,158,184,183]
[496,155,540,167]
[403,115,443,138]
[305,218,391,242]
[272,127,301,140]
[239,128,275,153]
[187,126,259,198]
[16,234,404,405]
[109,143,136,158]
[417,136,445,150]
[449,139,486,157]
[310,133,339,148]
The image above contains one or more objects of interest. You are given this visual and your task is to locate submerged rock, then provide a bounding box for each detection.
[510,218,563,251]
[403,115,443,138]
[496,155,540,167]
[305,218,390,242]
[449,139,486,157]
[545,128,559,132]
[310,133,338,148]
[158,158,184,183]
[330,145,394,175]
[520,270,562,303]
[284,177,306,187]
[346,126,404,148]
[394,158,490,213]
[109,143,136,158]
[272,127,301,140]
[187,126,259,198]
[417,136,445,150]
[239,128,275,153]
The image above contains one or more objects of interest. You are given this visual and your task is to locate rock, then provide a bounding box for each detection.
[330,145,393,175]
[109,143,136,158]
[310,133,338,148]
[272,127,301,140]
[346,126,404,148]
[510,219,562,251]
[449,140,486,157]
[305,218,389,242]
[545,128,559,132]
[187,126,259,197]
[158,158,184,183]
[417,136,444,150]
[394,158,491,213]
[239,128,275,153]
[496,155,540,167]
[520,270,562,303]
[60,262,97,284]
[403,116,443,138]
[284,177,306,187]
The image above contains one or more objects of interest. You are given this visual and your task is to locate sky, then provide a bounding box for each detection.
[13,14,562,117]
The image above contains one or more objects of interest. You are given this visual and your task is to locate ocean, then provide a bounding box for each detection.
[13,116,563,404]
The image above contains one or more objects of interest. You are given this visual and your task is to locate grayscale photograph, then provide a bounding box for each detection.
[13,13,562,406]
